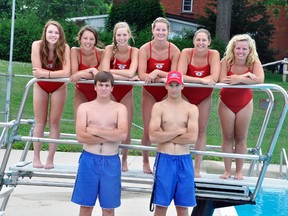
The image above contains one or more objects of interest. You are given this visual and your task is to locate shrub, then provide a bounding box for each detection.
[106,0,165,31]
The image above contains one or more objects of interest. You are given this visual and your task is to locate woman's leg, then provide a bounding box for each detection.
[141,88,156,174]
[218,99,236,179]
[194,96,212,178]
[119,90,133,172]
[32,84,49,168]
[73,88,88,125]
[45,84,67,169]
[234,101,253,180]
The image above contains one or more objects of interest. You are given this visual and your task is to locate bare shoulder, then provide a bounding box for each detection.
[139,42,150,51]
[180,48,191,56]
[96,47,104,53]
[209,49,220,56]
[64,43,70,50]
[131,46,139,52]
[71,47,80,54]
[220,58,228,65]
[96,47,105,60]
[104,44,113,51]
[170,42,180,52]
[138,42,150,59]
[252,59,262,66]
[112,101,127,111]
[183,100,198,111]
[32,40,41,49]
[71,47,79,51]
[152,100,165,111]
[77,101,89,113]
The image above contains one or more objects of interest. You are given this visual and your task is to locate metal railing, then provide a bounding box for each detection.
[0,78,287,212]
[280,148,288,180]
[262,58,288,82]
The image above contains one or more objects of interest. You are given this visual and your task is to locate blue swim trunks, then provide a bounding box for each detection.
[152,152,196,207]
[71,150,121,208]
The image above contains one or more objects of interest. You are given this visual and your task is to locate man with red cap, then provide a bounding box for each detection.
[149,71,199,216]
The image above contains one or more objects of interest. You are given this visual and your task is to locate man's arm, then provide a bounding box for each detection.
[86,104,129,142]
[149,103,186,144]
[171,105,199,144]
[76,104,106,145]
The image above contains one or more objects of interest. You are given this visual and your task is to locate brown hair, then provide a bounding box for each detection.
[94,71,115,86]
[39,20,66,69]
[193,28,211,43]
[76,25,100,46]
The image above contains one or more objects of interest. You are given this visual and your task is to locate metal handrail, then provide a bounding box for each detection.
[262,59,288,67]
[1,77,288,204]
[280,148,288,180]
[0,187,14,214]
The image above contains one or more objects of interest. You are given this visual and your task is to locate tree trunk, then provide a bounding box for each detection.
[216,0,233,44]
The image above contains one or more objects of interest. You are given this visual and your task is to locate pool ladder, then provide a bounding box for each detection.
[280,148,288,179]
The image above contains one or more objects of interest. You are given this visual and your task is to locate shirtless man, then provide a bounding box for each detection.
[71,71,128,216]
[149,71,199,216]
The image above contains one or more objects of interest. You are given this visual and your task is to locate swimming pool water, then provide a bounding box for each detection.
[235,188,288,216]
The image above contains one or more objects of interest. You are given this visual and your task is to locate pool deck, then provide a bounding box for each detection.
[1,149,287,216]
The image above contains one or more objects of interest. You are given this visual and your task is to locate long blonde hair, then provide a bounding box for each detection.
[224,34,259,67]
[112,22,134,66]
[40,20,66,69]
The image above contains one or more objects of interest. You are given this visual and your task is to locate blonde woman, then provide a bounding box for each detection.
[101,22,139,171]
[138,17,180,173]
[177,28,220,178]
[218,34,264,180]
[31,20,70,169]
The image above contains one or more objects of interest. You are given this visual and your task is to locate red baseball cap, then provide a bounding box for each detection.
[166,71,183,85]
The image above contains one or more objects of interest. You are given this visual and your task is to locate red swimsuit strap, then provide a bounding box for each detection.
[94,48,99,63]
[129,47,132,58]
[79,49,83,65]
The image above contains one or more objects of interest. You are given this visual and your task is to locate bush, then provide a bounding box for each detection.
[0,17,80,62]
[106,0,165,31]
[197,0,276,64]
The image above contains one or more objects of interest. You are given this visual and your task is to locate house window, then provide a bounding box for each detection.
[182,0,193,12]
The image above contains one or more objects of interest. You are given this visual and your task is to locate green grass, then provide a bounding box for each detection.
[0,60,288,164]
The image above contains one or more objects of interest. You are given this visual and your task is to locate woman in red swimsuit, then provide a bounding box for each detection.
[100,22,139,172]
[70,25,104,119]
[177,29,220,178]
[31,20,71,169]
[218,34,264,180]
[138,17,180,173]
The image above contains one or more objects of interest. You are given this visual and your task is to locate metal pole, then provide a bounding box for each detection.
[3,0,16,146]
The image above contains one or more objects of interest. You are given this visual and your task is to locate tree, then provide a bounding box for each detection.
[0,0,112,62]
[106,0,164,31]
[198,0,276,63]
[0,0,12,19]
[215,0,233,44]
[214,0,287,44]
[260,0,288,17]
[14,0,111,23]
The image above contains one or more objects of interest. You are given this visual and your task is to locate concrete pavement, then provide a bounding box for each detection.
[1,149,287,216]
